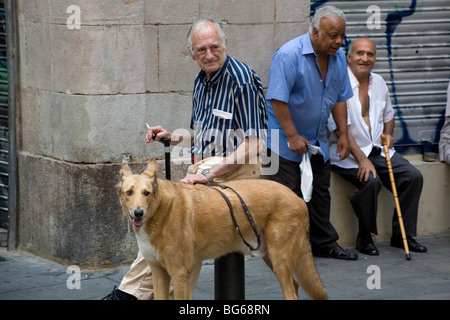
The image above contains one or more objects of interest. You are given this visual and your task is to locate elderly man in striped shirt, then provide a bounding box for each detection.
[148,19,267,184]
[104,19,267,300]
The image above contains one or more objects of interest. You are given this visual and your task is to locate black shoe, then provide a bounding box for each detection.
[102,286,137,300]
[313,245,358,260]
[356,235,379,255]
[390,236,427,253]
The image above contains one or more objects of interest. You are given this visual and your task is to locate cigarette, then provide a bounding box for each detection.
[145,122,151,129]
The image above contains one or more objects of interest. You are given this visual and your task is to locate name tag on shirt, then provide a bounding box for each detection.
[213,109,233,120]
[212,109,233,120]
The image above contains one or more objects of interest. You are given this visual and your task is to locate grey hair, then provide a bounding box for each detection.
[187,19,226,54]
[309,5,346,35]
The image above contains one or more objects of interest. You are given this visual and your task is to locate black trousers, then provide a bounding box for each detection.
[331,148,423,237]
[263,149,339,251]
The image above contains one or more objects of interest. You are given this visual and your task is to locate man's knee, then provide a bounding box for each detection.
[350,174,381,207]
[409,166,423,184]
[364,173,383,191]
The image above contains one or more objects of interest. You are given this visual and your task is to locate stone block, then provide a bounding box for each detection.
[275,22,309,50]
[224,23,275,88]
[18,21,52,91]
[40,91,143,163]
[17,0,49,23]
[159,24,200,92]
[17,153,190,266]
[144,25,160,93]
[39,91,192,163]
[200,0,275,24]
[18,87,41,154]
[48,0,146,25]
[144,0,199,25]
[17,152,138,266]
[414,158,450,236]
[276,0,310,23]
[145,92,193,134]
[49,24,151,95]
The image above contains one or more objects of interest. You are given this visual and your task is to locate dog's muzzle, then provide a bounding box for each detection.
[130,208,144,228]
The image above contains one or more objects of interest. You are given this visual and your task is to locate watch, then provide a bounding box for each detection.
[201,168,213,183]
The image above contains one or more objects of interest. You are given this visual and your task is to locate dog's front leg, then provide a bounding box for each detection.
[149,262,171,300]
[187,262,202,300]
[171,269,191,300]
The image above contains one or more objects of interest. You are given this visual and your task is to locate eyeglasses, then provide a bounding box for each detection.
[194,44,224,56]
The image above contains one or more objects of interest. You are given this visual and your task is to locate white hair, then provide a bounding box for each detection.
[187,19,226,54]
[309,5,346,35]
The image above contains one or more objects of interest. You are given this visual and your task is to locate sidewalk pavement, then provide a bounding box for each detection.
[0,234,449,300]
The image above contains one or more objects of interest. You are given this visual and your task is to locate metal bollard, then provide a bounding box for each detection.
[214,252,245,300]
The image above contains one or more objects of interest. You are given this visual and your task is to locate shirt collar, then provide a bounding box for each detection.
[199,55,230,88]
[347,66,373,89]
[301,33,315,55]
[347,67,359,89]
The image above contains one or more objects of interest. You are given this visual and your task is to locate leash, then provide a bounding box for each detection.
[213,185,261,251]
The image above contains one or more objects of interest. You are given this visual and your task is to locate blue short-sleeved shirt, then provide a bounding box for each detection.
[266,32,353,163]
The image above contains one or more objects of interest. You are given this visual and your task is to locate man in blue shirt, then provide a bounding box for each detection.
[264,6,358,260]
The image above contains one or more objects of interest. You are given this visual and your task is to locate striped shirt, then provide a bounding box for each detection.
[190,56,268,158]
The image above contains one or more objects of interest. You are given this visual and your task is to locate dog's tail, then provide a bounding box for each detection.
[295,235,328,300]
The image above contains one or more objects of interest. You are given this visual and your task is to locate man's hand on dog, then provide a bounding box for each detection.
[180,173,209,185]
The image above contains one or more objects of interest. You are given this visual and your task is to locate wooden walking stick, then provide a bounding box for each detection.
[381,134,411,261]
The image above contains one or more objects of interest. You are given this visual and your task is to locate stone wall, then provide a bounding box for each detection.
[15,0,310,266]
[17,0,310,163]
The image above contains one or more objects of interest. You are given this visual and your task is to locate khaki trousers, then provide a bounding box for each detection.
[118,157,260,299]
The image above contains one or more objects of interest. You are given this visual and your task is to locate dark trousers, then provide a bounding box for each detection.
[263,150,339,251]
[331,148,423,237]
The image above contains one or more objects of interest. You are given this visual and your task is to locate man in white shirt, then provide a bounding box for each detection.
[328,38,427,255]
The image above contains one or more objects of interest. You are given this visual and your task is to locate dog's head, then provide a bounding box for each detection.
[118,159,160,229]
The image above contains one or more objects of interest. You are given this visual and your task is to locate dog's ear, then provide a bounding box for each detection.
[120,163,133,181]
[147,159,158,172]
[117,163,132,195]
[143,159,158,179]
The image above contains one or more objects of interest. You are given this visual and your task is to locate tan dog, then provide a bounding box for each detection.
[118,159,327,300]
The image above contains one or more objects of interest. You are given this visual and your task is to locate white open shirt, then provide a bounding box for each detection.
[328,67,395,169]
